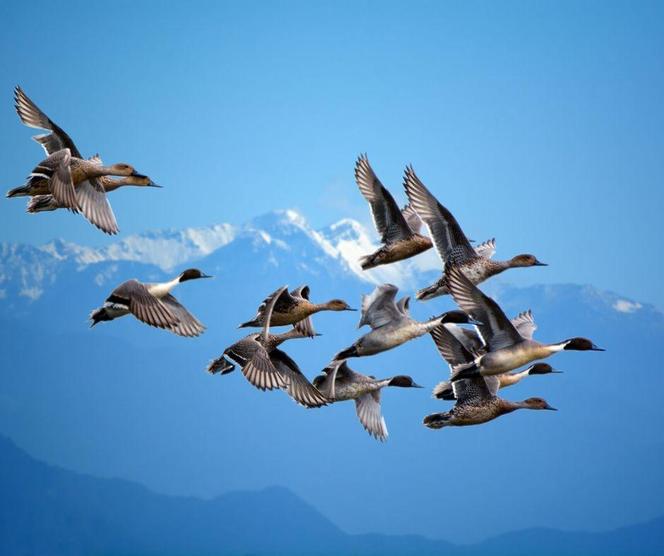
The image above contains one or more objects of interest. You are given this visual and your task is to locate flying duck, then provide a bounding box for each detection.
[239,285,354,337]
[423,324,557,428]
[208,286,328,408]
[313,359,422,441]
[354,154,432,270]
[89,268,211,337]
[333,283,476,360]
[8,86,156,234]
[403,165,546,301]
[26,155,159,213]
[444,265,603,381]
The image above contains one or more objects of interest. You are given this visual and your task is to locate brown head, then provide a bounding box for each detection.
[509,254,547,268]
[521,397,557,410]
[325,299,356,311]
[103,174,161,191]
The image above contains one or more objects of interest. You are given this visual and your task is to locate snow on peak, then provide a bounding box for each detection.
[613,299,642,314]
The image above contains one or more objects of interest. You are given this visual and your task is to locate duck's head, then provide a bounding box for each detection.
[388,375,423,388]
[440,310,481,325]
[526,363,561,375]
[108,163,140,176]
[126,174,161,188]
[179,268,213,282]
[522,397,557,410]
[509,254,547,267]
[563,337,604,351]
[327,299,356,311]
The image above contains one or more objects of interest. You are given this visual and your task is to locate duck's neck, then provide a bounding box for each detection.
[148,277,180,298]
[499,369,529,388]
[102,177,133,192]
[543,341,568,354]
[272,327,306,345]
[500,400,528,414]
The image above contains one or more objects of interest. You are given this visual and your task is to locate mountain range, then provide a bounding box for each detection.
[2,434,662,556]
[0,209,663,544]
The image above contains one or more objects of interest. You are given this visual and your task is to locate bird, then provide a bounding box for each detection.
[354,154,432,270]
[333,283,477,360]
[89,268,211,337]
[432,363,560,400]
[238,285,354,337]
[423,324,557,429]
[26,155,160,214]
[402,165,546,301]
[313,359,422,441]
[444,265,603,382]
[9,86,157,235]
[208,286,328,408]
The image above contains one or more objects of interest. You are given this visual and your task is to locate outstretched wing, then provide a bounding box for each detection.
[355,391,388,441]
[107,280,179,330]
[474,238,496,260]
[355,154,412,244]
[270,349,328,408]
[358,283,402,329]
[403,165,475,266]
[76,178,119,235]
[160,293,206,337]
[14,86,83,158]
[511,309,537,341]
[446,266,523,352]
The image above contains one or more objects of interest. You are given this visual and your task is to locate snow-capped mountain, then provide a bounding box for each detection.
[0,208,662,543]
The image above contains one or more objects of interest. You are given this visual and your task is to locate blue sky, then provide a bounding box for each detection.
[1,1,663,307]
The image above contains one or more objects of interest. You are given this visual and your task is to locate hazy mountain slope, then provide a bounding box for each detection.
[0,210,662,543]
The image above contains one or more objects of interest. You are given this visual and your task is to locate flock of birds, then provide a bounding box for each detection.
[7,87,604,441]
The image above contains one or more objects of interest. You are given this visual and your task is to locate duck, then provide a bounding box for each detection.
[209,286,328,408]
[333,283,477,360]
[238,285,354,337]
[313,359,422,441]
[432,363,560,400]
[423,324,557,428]
[9,86,156,235]
[402,165,546,301]
[89,268,211,337]
[354,154,432,270]
[26,155,160,213]
[444,265,603,381]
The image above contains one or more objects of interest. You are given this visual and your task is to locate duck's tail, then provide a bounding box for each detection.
[432,380,455,400]
[27,195,57,213]
[207,355,235,375]
[6,184,30,198]
[450,362,480,382]
[334,344,358,360]
[359,253,378,270]
[89,307,111,327]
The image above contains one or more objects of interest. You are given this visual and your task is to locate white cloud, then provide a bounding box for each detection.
[613,299,642,313]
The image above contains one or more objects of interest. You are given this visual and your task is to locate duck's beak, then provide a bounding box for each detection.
[147,180,162,188]
[200,273,213,279]
[544,404,558,411]
[345,307,358,311]
[468,317,483,326]
[590,344,605,351]
[534,260,548,266]
[412,382,424,389]
[550,369,564,374]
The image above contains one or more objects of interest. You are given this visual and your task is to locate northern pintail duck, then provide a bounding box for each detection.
[433,363,559,400]
[432,309,560,399]
[423,324,556,428]
[354,154,432,270]
[313,359,422,441]
[208,286,328,408]
[89,268,211,337]
[8,86,155,234]
[333,283,476,360]
[239,285,354,337]
[444,265,603,381]
[26,155,160,213]
[403,165,546,300]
